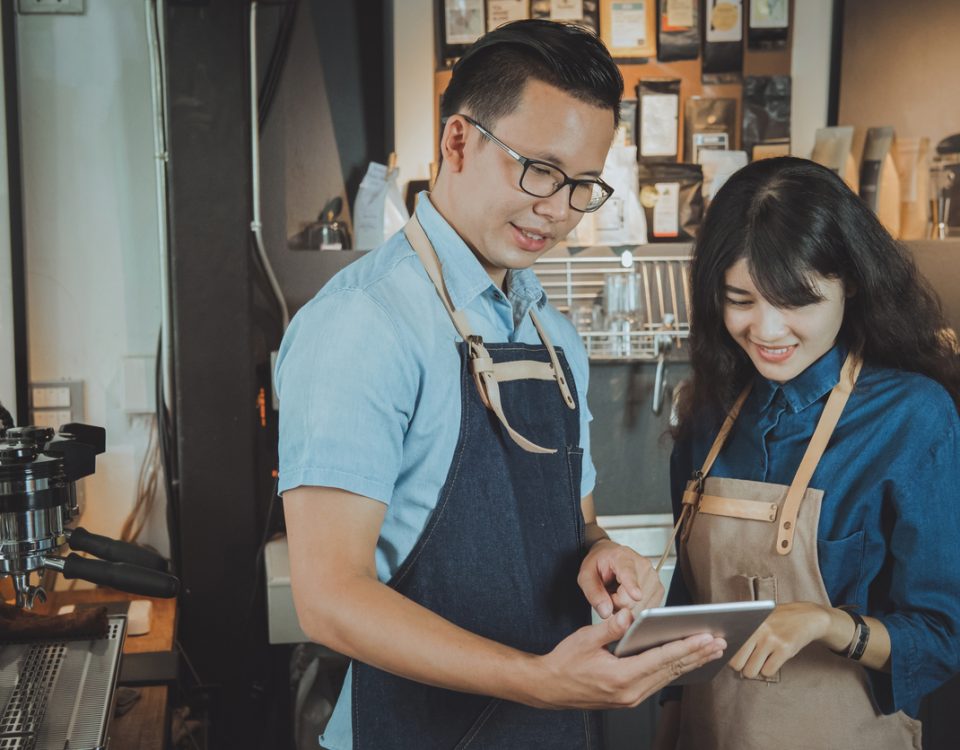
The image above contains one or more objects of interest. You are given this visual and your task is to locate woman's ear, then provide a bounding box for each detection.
[439,117,468,173]
[845,283,858,299]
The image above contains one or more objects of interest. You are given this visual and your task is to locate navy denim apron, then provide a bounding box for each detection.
[351,216,602,749]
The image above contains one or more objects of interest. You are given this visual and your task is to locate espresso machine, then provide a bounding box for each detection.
[0,423,178,607]
[0,420,180,749]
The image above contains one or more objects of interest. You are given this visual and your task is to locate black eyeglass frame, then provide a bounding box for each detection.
[448,114,615,213]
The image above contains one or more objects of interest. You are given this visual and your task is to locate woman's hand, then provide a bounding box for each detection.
[578,539,664,618]
[727,602,855,679]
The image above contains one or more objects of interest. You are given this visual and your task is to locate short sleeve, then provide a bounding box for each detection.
[275,288,419,503]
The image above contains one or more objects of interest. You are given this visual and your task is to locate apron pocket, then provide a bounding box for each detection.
[566,447,585,551]
[455,701,595,749]
[733,574,781,683]
[732,574,779,603]
[454,698,503,749]
[816,530,865,605]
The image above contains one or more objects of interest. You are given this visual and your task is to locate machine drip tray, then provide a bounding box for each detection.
[0,615,126,750]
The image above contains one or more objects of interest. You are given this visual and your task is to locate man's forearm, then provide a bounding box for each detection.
[585,520,611,548]
[295,572,547,705]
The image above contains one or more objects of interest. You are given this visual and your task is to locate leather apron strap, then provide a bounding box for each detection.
[775,354,862,554]
[403,214,575,455]
[656,385,752,572]
[657,352,862,570]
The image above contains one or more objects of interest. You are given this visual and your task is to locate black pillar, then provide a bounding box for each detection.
[166,2,278,747]
[2,2,29,424]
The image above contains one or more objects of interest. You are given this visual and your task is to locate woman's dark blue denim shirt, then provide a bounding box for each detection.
[665,344,960,717]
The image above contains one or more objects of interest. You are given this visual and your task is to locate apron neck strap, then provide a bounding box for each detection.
[699,384,754,482]
[403,213,474,342]
[776,352,862,554]
[659,353,861,569]
[402,213,576,454]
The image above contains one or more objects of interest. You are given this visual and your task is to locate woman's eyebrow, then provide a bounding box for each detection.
[723,284,752,295]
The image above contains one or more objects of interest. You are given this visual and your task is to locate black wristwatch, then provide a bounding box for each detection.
[840,607,870,661]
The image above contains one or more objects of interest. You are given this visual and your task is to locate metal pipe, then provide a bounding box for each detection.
[250,1,290,329]
[145,0,174,406]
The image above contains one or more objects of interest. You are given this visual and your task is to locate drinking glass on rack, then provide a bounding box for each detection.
[603,272,644,357]
[567,301,603,356]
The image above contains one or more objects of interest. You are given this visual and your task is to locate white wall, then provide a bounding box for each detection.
[393,1,837,181]
[392,0,435,194]
[0,12,16,423]
[17,1,169,558]
[790,0,835,159]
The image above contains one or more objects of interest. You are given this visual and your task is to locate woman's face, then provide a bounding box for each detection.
[723,258,847,383]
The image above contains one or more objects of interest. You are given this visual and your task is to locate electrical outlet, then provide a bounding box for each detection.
[17,0,85,15]
[30,380,84,428]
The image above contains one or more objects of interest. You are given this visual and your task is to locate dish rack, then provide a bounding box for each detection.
[533,250,693,362]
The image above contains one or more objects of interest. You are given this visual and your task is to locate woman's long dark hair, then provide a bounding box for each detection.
[674,156,960,438]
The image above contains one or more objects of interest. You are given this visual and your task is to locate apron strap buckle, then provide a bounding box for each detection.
[466,335,486,360]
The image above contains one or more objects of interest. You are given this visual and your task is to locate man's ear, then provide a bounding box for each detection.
[440,116,468,173]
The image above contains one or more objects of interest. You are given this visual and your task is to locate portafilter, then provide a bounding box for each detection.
[0,422,179,608]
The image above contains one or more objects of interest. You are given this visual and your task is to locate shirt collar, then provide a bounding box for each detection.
[413,192,547,311]
[754,343,848,414]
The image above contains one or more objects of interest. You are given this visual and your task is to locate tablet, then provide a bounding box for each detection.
[612,600,775,685]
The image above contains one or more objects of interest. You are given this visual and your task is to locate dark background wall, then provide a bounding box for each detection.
[259,0,389,315]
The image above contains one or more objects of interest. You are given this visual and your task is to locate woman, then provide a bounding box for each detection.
[655,157,960,750]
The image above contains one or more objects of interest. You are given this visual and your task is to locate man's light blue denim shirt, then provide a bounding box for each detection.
[275,194,595,750]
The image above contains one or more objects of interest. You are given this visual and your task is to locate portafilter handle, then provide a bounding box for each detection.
[66,527,169,572]
[43,555,180,598]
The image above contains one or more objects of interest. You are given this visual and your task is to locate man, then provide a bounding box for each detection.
[276,20,724,750]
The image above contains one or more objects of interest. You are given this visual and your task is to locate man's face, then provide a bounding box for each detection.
[450,80,614,284]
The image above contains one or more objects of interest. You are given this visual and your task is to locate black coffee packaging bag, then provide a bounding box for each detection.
[702,0,743,81]
[531,0,599,33]
[742,75,791,159]
[684,97,737,162]
[638,163,704,242]
[748,0,790,50]
[658,0,700,62]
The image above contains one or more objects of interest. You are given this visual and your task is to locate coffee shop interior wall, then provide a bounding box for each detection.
[13,0,168,562]
[6,0,391,569]
[391,0,834,196]
[839,0,960,159]
[2,0,836,573]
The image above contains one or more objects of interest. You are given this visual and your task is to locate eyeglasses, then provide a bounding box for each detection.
[453,114,614,213]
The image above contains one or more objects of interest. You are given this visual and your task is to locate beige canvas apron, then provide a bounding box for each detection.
[672,353,922,750]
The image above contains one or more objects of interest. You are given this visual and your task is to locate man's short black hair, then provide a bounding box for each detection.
[441,19,623,130]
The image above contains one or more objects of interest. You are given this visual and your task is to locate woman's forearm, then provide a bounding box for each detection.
[820,607,891,672]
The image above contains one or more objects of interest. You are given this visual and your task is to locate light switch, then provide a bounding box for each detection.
[122,356,156,415]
